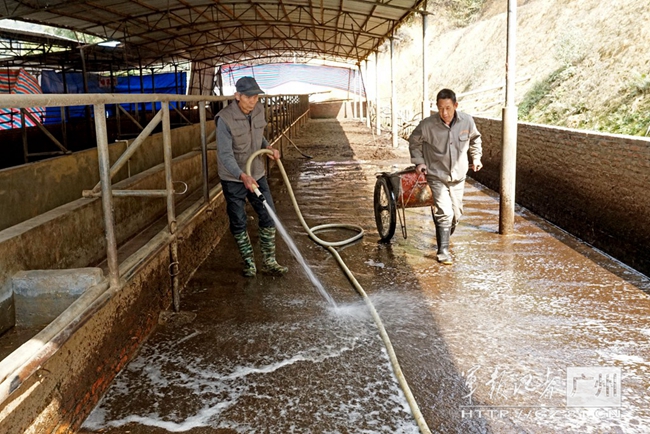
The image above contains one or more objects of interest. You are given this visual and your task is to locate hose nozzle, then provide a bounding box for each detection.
[254,187,266,202]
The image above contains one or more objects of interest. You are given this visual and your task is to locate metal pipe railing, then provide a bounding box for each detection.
[89,109,163,193]
[83,189,171,198]
[2,92,310,305]
[0,92,305,109]
[161,101,181,312]
[0,92,310,412]
[93,103,121,289]
[199,102,209,203]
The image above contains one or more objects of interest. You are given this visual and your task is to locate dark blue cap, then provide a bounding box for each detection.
[235,76,264,96]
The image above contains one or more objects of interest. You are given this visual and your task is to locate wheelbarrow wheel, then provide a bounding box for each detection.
[374,176,396,242]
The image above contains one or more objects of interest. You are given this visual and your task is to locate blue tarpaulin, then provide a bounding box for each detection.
[41,71,187,124]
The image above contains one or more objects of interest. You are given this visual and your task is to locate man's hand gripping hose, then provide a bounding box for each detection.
[245,149,433,434]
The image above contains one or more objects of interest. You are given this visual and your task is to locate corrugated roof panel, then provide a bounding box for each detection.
[1,0,426,67]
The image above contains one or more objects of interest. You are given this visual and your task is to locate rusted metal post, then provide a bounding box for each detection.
[422,11,429,118]
[93,103,120,288]
[150,68,157,116]
[199,100,209,203]
[161,102,181,311]
[110,65,116,139]
[174,64,180,116]
[390,37,398,148]
[21,110,28,163]
[499,0,518,235]
[139,64,145,124]
[61,64,70,123]
[375,51,380,135]
[60,106,68,149]
[264,96,270,141]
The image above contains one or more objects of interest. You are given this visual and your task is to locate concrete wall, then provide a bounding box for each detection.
[0,149,217,308]
[0,129,227,431]
[310,100,366,119]
[0,122,215,232]
[0,113,315,432]
[0,184,229,433]
[472,118,650,276]
[0,120,217,333]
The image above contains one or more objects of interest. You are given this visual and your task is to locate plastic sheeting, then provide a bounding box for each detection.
[222,63,365,96]
[41,71,187,124]
[0,68,45,130]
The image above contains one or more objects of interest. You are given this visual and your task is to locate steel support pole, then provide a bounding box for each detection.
[199,101,209,203]
[80,47,93,143]
[499,0,518,235]
[390,37,398,148]
[356,66,361,121]
[365,60,371,129]
[217,66,224,96]
[60,106,68,149]
[150,68,157,115]
[139,64,145,124]
[351,69,357,119]
[422,12,430,118]
[94,104,120,288]
[375,51,380,135]
[61,65,70,123]
[161,102,181,311]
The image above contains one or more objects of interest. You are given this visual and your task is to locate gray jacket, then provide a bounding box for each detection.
[215,101,269,182]
[409,111,482,183]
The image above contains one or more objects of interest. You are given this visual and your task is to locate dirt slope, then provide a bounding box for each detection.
[380,0,650,135]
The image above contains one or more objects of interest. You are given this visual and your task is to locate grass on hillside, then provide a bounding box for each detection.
[519,68,650,136]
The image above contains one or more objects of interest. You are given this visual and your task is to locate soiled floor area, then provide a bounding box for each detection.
[80,119,650,434]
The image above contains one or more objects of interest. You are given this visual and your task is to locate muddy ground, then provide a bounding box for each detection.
[80,119,650,434]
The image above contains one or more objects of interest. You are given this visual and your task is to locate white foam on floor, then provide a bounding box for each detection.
[82,306,420,433]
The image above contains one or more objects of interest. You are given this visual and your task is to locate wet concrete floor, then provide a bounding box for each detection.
[80,119,650,434]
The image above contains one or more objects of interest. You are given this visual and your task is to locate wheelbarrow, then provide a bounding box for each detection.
[373,166,435,242]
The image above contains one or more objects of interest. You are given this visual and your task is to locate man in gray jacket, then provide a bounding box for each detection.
[409,88,482,265]
[216,76,287,277]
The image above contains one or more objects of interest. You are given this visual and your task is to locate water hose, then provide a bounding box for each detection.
[246,149,432,434]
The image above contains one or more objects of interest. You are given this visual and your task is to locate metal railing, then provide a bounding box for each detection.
[1,92,310,311]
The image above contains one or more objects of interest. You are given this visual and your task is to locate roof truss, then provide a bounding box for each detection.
[0,0,427,69]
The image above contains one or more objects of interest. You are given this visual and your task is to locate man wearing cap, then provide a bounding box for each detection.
[215,76,288,277]
[409,88,482,265]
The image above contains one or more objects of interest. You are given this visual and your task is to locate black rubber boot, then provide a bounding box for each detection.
[435,225,453,265]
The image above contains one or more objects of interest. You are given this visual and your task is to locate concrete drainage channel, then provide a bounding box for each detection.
[10,269,105,330]
[0,156,229,433]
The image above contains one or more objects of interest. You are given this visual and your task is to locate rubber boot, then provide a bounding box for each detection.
[435,225,453,265]
[234,231,256,277]
[259,227,289,275]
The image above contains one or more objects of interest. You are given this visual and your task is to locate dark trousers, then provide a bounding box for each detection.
[221,177,277,235]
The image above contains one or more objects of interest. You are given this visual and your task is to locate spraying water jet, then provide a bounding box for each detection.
[245,149,433,434]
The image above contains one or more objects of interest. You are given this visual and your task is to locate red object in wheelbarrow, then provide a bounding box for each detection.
[373,166,435,242]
